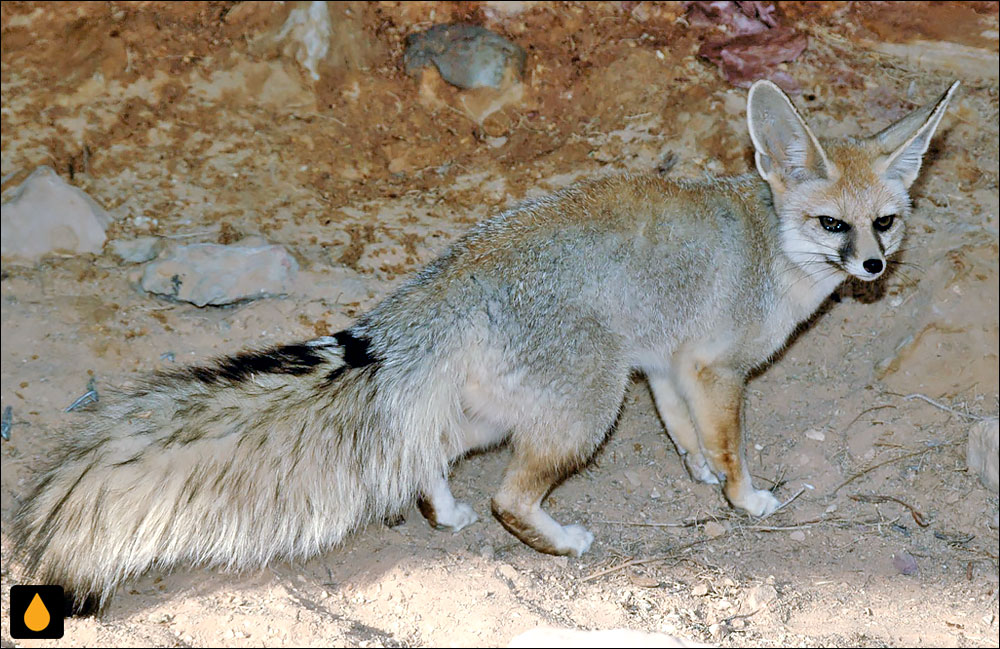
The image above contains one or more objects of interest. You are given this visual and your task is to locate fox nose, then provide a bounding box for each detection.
[863,258,884,274]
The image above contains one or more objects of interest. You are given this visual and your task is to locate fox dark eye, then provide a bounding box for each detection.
[873,214,896,232]
[817,216,850,233]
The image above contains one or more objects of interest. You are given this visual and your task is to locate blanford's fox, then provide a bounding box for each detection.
[13,80,958,613]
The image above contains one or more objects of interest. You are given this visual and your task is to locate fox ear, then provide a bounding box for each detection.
[874,81,959,188]
[746,80,832,192]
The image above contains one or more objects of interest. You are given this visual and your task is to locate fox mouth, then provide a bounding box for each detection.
[834,258,886,282]
[823,257,885,282]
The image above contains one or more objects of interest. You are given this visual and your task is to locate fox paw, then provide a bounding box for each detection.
[558,524,595,557]
[438,502,479,532]
[683,452,721,485]
[732,488,781,517]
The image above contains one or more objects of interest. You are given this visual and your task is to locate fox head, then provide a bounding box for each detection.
[746,79,959,283]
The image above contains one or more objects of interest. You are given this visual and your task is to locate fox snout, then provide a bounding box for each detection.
[828,213,901,282]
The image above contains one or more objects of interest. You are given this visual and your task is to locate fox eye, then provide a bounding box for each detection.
[817,216,850,233]
[873,214,896,232]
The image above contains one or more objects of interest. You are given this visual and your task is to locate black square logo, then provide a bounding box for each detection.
[9,585,65,639]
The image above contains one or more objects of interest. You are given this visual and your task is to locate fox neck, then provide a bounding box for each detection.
[771,211,849,324]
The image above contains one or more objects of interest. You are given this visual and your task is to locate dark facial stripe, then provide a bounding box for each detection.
[874,226,886,255]
[838,228,856,267]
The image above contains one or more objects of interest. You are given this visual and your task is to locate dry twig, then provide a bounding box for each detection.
[831,442,958,495]
[848,493,929,527]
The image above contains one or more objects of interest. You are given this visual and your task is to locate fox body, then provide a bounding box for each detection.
[12,80,958,613]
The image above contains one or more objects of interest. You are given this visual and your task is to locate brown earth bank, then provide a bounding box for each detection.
[1,2,998,647]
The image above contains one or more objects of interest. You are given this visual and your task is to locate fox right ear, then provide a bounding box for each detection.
[746,80,833,193]
[873,81,959,188]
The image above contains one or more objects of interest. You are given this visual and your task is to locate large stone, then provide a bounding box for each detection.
[404,23,526,90]
[140,240,298,307]
[967,417,999,493]
[1,166,110,262]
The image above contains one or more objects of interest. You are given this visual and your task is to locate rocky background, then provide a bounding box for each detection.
[2,2,998,647]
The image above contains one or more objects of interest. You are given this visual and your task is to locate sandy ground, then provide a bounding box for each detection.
[1,2,998,647]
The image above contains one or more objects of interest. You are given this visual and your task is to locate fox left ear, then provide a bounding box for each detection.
[874,81,960,188]
[747,80,833,193]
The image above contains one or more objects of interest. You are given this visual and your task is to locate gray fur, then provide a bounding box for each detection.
[12,81,957,613]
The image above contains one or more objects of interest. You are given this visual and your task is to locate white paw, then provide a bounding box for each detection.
[438,502,479,532]
[684,452,721,485]
[734,488,781,517]
[559,524,595,557]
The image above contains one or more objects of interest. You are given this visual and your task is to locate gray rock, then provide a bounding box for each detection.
[743,584,778,612]
[892,550,919,576]
[0,166,110,262]
[404,23,525,90]
[111,236,163,264]
[140,241,298,306]
[967,417,1000,493]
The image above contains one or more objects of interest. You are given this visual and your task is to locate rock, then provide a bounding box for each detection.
[892,550,919,576]
[967,417,999,493]
[140,240,298,306]
[803,428,826,441]
[497,564,519,583]
[1,166,110,262]
[275,1,332,81]
[404,24,526,90]
[508,626,710,648]
[744,584,778,611]
[692,583,709,597]
[482,1,538,17]
[874,244,997,397]
[110,236,163,264]
[686,1,807,91]
[789,530,806,542]
[703,521,727,538]
[627,572,661,588]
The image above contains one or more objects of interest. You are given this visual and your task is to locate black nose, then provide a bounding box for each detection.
[863,258,883,274]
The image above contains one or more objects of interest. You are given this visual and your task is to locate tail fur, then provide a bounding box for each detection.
[11,330,452,614]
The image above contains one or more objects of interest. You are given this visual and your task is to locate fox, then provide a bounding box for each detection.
[11,79,958,614]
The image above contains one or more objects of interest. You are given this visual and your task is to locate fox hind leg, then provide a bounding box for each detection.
[490,402,623,557]
[417,406,509,532]
[491,442,595,557]
[418,473,479,531]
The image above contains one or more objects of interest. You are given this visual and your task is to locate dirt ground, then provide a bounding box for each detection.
[1,2,998,647]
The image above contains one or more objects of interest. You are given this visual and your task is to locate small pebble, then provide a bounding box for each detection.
[804,429,826,441]
[703,521,727,538]
[893,550,919,575]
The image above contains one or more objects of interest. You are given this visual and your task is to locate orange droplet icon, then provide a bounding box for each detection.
[24,592,51,632]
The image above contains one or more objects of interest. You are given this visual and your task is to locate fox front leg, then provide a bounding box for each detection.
[674,362,780,517]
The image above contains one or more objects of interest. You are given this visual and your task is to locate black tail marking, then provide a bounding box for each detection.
[184,343,328,385]
[325,329,379,384]
[64,590,100,617]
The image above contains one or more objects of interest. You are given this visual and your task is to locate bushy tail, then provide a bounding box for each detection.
[12,332,451,614]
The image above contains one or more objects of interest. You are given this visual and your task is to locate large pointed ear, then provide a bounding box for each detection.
[873,81,959,188]
[747,80,833,191]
